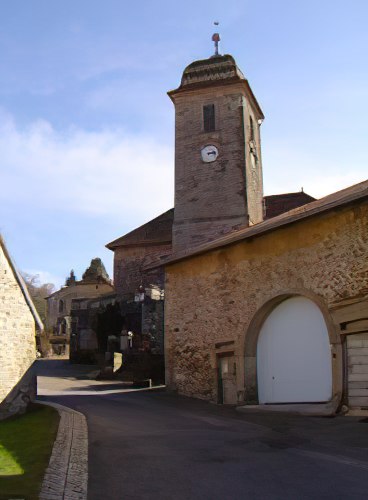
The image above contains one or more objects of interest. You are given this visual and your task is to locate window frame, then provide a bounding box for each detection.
[203,104,216,132]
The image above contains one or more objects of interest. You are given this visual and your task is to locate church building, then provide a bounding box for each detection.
[109,38,367,414]
[157,45,367,414]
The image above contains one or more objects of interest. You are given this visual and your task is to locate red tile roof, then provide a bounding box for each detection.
[264,191,315,219]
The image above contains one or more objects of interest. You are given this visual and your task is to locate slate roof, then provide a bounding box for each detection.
[106,208,174,250]
[0,235,43,331]
[153,179,368,268]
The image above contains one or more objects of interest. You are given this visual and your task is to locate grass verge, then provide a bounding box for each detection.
[0,403,60,500]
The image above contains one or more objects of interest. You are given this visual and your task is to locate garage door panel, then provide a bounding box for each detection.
[257,297,332,404]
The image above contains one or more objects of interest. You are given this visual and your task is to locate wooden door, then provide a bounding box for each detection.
[218,355,237,404]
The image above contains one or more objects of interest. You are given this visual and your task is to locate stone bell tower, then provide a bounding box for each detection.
[168,37,265,252]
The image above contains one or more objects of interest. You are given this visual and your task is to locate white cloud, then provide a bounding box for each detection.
[265,170,367,200]
[0,112,174,220]
[262,137,368,199]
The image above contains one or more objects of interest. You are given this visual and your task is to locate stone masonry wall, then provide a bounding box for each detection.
[114,244,172,298]
[47,282,114,332]
[244,101,264,226]
[0,245,36,404]
[165,201,368,402]
[172,83,264,252]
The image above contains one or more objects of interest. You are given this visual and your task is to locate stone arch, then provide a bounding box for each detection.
[243,289,343,405]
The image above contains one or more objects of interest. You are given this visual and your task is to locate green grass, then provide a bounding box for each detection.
[0,403,60,500]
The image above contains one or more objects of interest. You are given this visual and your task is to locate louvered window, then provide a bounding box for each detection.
[203,104,215,132]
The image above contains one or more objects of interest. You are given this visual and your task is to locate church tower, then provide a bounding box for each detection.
[169,41,265,252]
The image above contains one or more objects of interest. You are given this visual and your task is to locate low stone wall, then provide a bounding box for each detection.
[0,363,37,420]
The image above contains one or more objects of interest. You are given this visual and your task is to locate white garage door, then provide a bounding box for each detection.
[257,296,332,404]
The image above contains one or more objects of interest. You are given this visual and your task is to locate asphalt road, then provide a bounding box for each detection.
[36,360,368,500]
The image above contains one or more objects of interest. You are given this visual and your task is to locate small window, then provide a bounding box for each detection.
[58,300,64,313]
[203,104,215,132]
[249,116,255,141]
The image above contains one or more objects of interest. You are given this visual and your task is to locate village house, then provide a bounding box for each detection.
[0,235,43,419]
[45,258,114,357]
[105,208,173,354]
[161,182,368,412]
[67,217,172,367]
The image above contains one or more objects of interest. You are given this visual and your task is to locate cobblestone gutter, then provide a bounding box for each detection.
[38,401,88,500]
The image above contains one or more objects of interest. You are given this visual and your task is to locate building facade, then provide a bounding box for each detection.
[163,184,368,412]
[45,258,114,356]
[157,51,368,414]
[0,236,43,419]
[105,190,310,364]
[105,49,367,412]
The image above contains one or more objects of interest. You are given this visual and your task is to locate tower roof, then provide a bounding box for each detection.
[180,54,245,87]
[82,258,110,283]
[168,54,264,119]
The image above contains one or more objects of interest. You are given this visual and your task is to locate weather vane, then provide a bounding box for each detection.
[211,21,220,56]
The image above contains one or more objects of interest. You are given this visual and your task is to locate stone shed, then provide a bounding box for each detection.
[161,180,368,414]
[0,235,43,419]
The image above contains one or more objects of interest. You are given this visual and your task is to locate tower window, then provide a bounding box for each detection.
[249,116,255,141]
[203,104,215,132]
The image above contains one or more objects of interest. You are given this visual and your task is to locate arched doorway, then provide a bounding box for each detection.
[257,296,332,404]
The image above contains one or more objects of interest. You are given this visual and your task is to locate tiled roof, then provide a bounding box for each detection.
[153,179,368,268]
[168,54,264,119]
[106,191,319,252]
[180,55,246,87]
[106,208,174,250]
[264,191,316,219]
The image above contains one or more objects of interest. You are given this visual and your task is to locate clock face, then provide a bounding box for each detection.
[201,145,219,163]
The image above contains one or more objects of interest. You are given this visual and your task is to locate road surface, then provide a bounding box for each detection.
[36,360,368,500]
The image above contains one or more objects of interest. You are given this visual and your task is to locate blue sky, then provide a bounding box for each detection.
[1,0,367,288]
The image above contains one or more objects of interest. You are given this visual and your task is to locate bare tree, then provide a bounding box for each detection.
[21,273,55,324]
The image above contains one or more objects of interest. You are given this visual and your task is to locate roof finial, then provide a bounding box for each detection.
[211,21,220,57]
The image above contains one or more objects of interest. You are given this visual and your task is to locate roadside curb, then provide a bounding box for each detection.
[37,400,88,500]
[236,399,339,417]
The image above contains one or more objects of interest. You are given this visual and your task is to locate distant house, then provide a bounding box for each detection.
[0,235,43,420]
[45,258,114,357]
[69,292,119,362]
